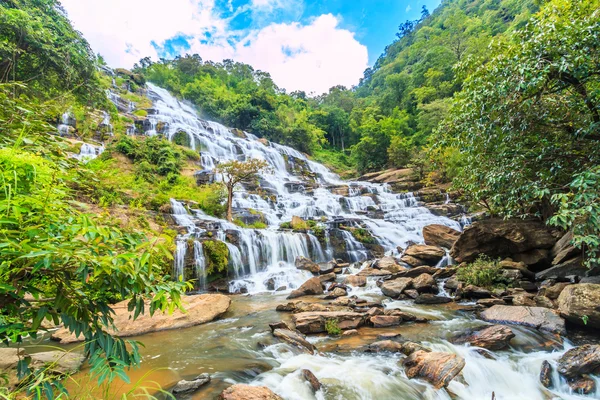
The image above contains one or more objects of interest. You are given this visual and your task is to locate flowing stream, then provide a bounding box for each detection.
[48,83,600,399]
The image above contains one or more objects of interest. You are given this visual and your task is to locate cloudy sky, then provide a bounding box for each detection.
[60,0,440,94]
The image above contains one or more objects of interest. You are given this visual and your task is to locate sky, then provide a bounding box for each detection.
[60,0,441,94]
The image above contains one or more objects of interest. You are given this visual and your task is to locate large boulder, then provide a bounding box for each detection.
[403,350,465,389]
[535,257,588,280]
[370,315,402,328]
[52,294,231,343]
[380,278,413,298]
[219,384,282,400]
[292,311,364,334]
[480,305,565,335]
[452,325,515,350]
[412,273,437,293]
[423,225,461,249]
[273,329,316,354]
[295,256,320,274]
[450,219,557,264]
[344,275,367,287]
[415,294,453,304]
[395,266,439,278]
[376,256,406,273]
[287,277,324,299]
[557,345,600,378]
[551,232,579,265]
[557,284,600,328]
[404,245,446,266]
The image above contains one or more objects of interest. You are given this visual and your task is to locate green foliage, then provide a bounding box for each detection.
[345,227,376,244]
[325,319,342,336]
[202,240,229,276]
[456,256,503,288]
[112,135,185,177]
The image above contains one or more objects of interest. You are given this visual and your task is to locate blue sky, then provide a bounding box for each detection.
[61,0,441,94]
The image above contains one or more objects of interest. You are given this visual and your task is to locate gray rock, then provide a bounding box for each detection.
[172,374,210,395]
[480,305,565,335]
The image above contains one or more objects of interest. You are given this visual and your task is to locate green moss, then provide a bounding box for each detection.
[234,219,268,229]
[279,221,292,230]
[344,226,376,244]
[133,109,148,118]
[203,240,229,276]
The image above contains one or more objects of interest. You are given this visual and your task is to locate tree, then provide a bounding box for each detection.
[216,159,269,222]
[421,5,430,20]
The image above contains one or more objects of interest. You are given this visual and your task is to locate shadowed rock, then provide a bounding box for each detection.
[287,277,324,299]
[540,360,553,388]
[295,256,320,274]
[300,369,322,392]
[292,311,364,334]
[557,345,600,378]
[452,325,515,350]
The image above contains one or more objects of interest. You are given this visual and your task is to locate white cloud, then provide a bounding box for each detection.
[60,1,368,94]
[406,5,412,12]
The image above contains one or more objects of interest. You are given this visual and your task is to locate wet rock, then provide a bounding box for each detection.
[404,289,419,299]
[378,332,402,340]
[567,376,596,395]
[365,307,384,317]
[480,305,566,335]
[400,342,432,356]
[450,219,557,263]
[276,302,299,312]
[433,267,458,280]
[269,322,291,332]
[273,329,316,354]
[265,278,276,291]
[381,278,413,298]
[172,374,211,395]
[404,244,446,266]
[343,329,359,336]
[358,268,393,277]
[415,294,452,304]
[295,256,320,274]
[384,310,419,322]
[535,257,587,280]
[318,273,336,283]
[403,350,466,389]
[287,277,324,299]
[52,294,231,343]
[365,340,404,353]
[540,360,554,388]
[319,261,336,275]
[325,287,347,299]
[344,275,367,287]
[219,384,282,400]
[370,316,402,328]
[557,345,600,378]
[300,369,322,393]
[292,311,364,334]
[413,273,437,293]
[452,325,515,350]
[557,284,600,328]
[423,224,461,249]
[477,298,506,307]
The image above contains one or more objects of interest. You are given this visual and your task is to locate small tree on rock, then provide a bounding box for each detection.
[216,159,270,222]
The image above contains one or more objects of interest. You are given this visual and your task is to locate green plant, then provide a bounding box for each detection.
[582,315,590,326]
[202,240,229,276]
[456,256,504,288]
[325,319,342,336]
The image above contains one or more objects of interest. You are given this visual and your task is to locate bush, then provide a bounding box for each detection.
[325,319,342,336]
[456,256,504,288]
[203,240,229,276]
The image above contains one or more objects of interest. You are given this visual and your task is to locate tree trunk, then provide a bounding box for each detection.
[226,185,234,222]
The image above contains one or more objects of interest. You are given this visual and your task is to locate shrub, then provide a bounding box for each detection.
[203,240,229,276]
[456,256,504,288]
[325,319,342,336]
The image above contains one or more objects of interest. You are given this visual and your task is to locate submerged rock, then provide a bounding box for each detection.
[172,374,210,395]
[540,360,554,388]
[557,284,600,328]
[402,350,466,389]
[52,294,231,343]
[452,325,515,350]
[273,329,316,354]
[480,305,565,335]
[287,277,324,299]
[219,384,282,400]
[300,369,322,393]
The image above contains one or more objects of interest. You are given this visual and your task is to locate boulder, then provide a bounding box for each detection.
[287,277,324,299]
[551,232,579,265]
[557,345,600,378]
[499,259,535,279]
[512,293,536,307]
[300,369,322,393]
[557,284,600,328]
[319,262,336,275]
[415,294,452,304]
[400,255,428,267]
[343,329,359,336]
[477,298,506,307]
[450,219,557,263]
[292,311,364,334]
[365,340,404,353]
[219,384,282,400]
[376,256,402,270]
[52,294,231,343]
[319,273,336,283]
[404,245,446,265]
[403,350,465,389]
[423,225,461,249]
[462,285,492,299]
[380,278,413,298]
[567,376,596,395]
[370,316,402,328]
[540,360,554,388]
[344,275,367,287]
[480,305,565,335]
[535,257,588,280]
[295,256,320,274]
[358,268,393,277]
[172,374,211,395]
[325,287,347,299]
[452,325,515,350]
[395,266,439,278]
[412,274,437,293]
[541,282,572,300]
[269,322,291,332]
[273,329,316,354]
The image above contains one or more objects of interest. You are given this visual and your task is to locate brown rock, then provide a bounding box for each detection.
[412,273,436,293]
[370,315,401,328]
[423,225,461,249]
[376,256,401,270]
[540,360,554,388]
[534,296,555,309]
[403,350,465,389]
[269,321,291,332]
[52,294,230,344]
[287,277,324,299]
[557,284,600,328]
[273,329,316,354]
[513,248,549,266]
[404,244,446,265]
[395,266,439,278]
[452,325,515,350]
[295,256,320,274]
[415,294,452,304]
[319,273,336,283]
[551,232,579,265]
[380,278,413,298]
[343,329,359,336]
[365,307,384,317]
[480,305,565,335]
[301,369,321,393]
[535,256,587,280]
[450,218,557,263]
[477,298,506,307]
[365,340,404,353]
[567,376,596,394]
[557,345,600,378]
[462,285,492,299]
[344,275,367,287]
[292,311,364,334]
[512,293,536,307]
[219,384,282,400]
[325,287,347,299]
[541,282,571,300]
[400,255,428,267]
[357,268,393,277]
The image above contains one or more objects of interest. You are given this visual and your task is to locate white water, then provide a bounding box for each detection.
[144,82,462,293]
[71,142,104,162]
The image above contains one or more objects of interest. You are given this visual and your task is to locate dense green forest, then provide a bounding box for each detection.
[0,0,599,397]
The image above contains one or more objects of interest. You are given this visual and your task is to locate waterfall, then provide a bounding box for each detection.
[193,241,207,290]
[174,240,187,280]
[57,112,71,136]
[140,82,464,292]
[72,143,104,162]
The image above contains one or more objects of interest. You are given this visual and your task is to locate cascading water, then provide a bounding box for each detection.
[72,143,104,162]
[57,111,72,136]
[144,82,462,293]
